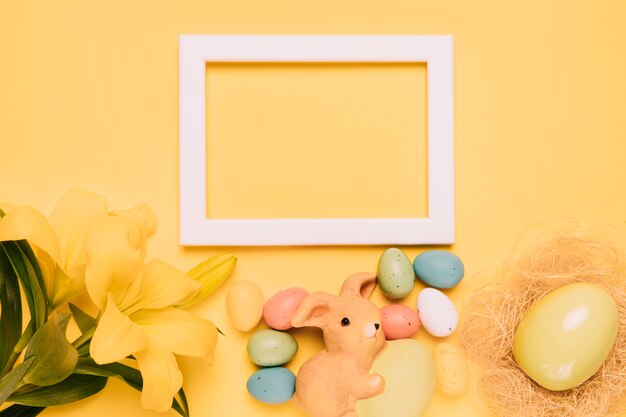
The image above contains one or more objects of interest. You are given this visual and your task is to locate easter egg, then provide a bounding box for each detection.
[227,280,264,332]
[416,288,458,337]
[379,304,420,340]
[513,283,618,391]
[413,250,464,289]
[247,329,298,367]
[433,343,470,395]
[246,367,296,404]
[264,287,309,330]
[377,248,415,299]
[357,339,435,417]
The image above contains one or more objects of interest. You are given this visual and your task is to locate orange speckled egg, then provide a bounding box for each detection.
[263,287,309,330]
[380,304,421,340]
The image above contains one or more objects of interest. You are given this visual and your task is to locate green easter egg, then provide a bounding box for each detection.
[357,339,435,417]
[247,329,298,367]
[377,248,415,299]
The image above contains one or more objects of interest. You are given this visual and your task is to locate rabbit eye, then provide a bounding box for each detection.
[341,317,350,327]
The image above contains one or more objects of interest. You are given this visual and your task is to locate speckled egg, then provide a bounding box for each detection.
[226,280,264,332]
[264,287,309,330]
[380,304,421,340]
[247,329,298,367]
[377,248,415,299]
[246,367,296,404]
[433,343,470,395]
[413,250,464,289]
[416,288,458,337]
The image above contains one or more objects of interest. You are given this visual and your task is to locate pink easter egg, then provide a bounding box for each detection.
[380,304,421,340]
[263,287,309,330]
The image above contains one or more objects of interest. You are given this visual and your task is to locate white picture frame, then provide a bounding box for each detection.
[179,35,454,246]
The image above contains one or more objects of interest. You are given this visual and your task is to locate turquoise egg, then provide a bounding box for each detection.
[413,251,464,289]
[377,248,415,299]
[246,367,296,404]
[247,329,298,366]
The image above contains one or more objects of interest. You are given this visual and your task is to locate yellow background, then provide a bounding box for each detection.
[205,62,429,219]
[1,1,626,417]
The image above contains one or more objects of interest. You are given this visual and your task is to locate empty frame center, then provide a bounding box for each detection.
[205,62,428,219]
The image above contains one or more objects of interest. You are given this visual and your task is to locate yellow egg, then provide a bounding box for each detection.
[357,339,435,417]
[513,283,618,391]
[226,280,264,332]
[432,342,469,395]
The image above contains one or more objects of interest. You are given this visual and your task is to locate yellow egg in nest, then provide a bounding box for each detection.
[513,283,619,391]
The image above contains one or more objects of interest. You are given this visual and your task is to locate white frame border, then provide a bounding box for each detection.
[179,35,454,246]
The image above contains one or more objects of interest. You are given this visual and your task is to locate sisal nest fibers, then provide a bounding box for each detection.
[460,233,626,417]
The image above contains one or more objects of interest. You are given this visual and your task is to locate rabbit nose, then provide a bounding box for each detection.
[374,323,380,330]
[364,323,378,338]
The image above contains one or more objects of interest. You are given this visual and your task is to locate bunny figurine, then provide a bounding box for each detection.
[291,272,387,417]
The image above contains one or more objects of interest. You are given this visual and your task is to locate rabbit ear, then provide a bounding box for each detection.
[340,272,377,299]
[291,292,334,329]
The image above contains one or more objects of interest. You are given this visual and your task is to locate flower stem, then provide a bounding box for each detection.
[1,320,35,377]
[72,326,95,350]
[71,310,101,351]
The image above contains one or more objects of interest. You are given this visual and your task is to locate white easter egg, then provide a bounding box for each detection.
[416,288,458,337]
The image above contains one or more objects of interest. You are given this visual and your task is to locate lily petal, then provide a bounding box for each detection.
[134,344,183,412]
[85,216,145,310]
[112,204,157,239]
[50,267,86,308]
[90,295,149,364]
[31,246,56,301]
[49,188,108,277]
[0,206,60,263]
[121,260,199,314]
[131,307,218,362]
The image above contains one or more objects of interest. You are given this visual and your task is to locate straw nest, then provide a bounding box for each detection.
[460,233,626,417]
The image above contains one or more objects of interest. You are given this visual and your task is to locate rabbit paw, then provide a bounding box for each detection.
[369,373,384,390]
[359,373,384,398]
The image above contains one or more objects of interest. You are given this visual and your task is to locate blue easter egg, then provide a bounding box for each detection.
[413,250,464,289]
[246,367,296,404]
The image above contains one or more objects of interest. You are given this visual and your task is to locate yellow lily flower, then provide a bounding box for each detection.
[84,208,218,412]
[0,189,108,308]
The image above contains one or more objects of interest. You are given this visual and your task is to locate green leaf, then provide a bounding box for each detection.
[1,242,46,330]
[0,248,23,373]
[0,405,45,417]
[68,303,96,334]
[171,397,189,417]
[16,241,47,307]
[0,357,35,403]
[23,314,78,386]
[74,357,142,391]
[77,342,91,357]
[8,374,107,406]
[175,387,190,417]
[74,358,189,417]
